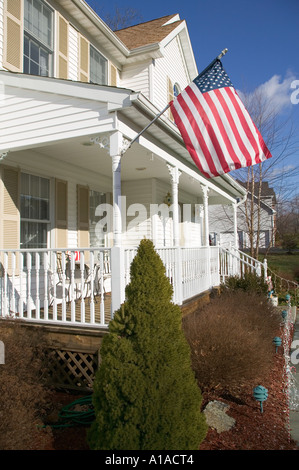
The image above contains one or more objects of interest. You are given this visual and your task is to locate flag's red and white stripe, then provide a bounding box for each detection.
[170,83,271,178]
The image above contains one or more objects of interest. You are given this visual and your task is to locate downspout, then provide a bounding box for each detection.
[234,193,247,250]
[271,209,277,247]
[230,193,247,275]
[236,193,247,208]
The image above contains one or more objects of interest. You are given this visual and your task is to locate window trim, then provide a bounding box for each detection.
[173,83,181,97]
[20,172,51,250]
[23,32,53,76]
[23,0,54,77]
[24,0,54,49]
[89,44,108,86]
[89,189,107,247]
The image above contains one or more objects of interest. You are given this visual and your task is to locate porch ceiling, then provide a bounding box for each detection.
[29,135,210,199]
[117,105,247,204]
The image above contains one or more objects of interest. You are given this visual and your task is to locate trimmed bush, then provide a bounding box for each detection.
[223,272,268,295]
[183,290,281,393]
[88,239,207,450]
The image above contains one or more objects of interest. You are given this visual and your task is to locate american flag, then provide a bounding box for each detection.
[170,60,272,178]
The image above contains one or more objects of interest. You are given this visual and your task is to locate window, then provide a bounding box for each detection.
[173,83,181,97]
[23,0,53,76]
[20,173,50,250]
[89,190,106,247]
[90,46,107,85]
[168,79,181,121]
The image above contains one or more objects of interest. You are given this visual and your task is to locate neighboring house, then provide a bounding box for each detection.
[209,181,276,250]
[0,0,249,327]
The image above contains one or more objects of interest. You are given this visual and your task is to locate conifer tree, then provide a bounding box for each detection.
[88,239,207,450]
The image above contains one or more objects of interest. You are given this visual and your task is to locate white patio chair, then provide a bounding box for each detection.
[54,252,90,304]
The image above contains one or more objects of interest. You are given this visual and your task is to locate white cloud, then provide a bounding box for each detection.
[267,164,295,178]
[238,72,296,114]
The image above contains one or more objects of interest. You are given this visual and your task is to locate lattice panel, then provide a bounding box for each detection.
[46,349,98,391]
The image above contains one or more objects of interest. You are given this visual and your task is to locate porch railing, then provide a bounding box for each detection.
[124,246,220,305]
[0,248,111,328]
[0,245,268,328]
[219,245,266,282]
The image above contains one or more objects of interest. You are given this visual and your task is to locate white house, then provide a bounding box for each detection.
[209,181,276,250]
[0,0,256,329]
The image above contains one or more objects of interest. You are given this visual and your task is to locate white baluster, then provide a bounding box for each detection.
[99,251,105,325]
[61,252,67,322]
[89,251,95,324]
[80,251,85,324]
[70,252,76,323]
[3,252,8,316]
[35,252,40,320]
[52,252,58,321]
[19,252,24,318]
[11,252,16,316]
[27,252,32,319]
[43,252,48,321]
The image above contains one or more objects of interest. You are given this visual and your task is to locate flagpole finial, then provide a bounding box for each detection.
[217,48,228,60]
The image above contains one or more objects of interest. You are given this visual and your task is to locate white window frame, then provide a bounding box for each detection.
[173,83,181,97]
[90,45,108,85]
[23,0,54,77]
[89,189,107,247]
[20,172,51,250]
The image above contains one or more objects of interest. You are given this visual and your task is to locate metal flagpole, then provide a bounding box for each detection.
[195,48,228,81]
[122,103,171,154]
[122,48,228,155]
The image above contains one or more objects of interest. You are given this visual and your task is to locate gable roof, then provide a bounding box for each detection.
[57,3,197,77]
[237,180,276,201]
[259,181,276,199]
[114,15,184,50]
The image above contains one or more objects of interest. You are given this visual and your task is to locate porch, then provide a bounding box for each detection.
[0,72,258,330]
[0,245,266,329]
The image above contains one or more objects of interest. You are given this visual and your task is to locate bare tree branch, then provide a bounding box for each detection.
[223,84,298,258]
[86,3,143,30]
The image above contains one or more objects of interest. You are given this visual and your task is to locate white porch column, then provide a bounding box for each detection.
[90,131,127,315]
[201,185,210,246]
[109,131,126,316]
[167,165,181,247]
[201,184,212,289]
[167,165,183,304]
[110,131,123,248]
[233,202,239,249]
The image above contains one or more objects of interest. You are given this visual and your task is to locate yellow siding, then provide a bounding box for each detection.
[3,0,23,72]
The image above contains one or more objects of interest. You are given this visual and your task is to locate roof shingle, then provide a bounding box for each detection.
[114,14,183,50]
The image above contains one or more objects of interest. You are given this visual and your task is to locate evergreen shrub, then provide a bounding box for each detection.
[223,271,268,295]
[88,239,207,450]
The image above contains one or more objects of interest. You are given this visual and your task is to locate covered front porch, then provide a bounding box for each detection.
[0,71,252,328]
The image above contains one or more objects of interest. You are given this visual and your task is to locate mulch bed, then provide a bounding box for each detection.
[36,343,299,451]
[199,352,298,450]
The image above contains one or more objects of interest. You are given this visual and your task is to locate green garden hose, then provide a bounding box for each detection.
[48,395,95,428]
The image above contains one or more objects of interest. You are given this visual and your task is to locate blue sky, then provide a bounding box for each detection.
[88,0,299,197]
